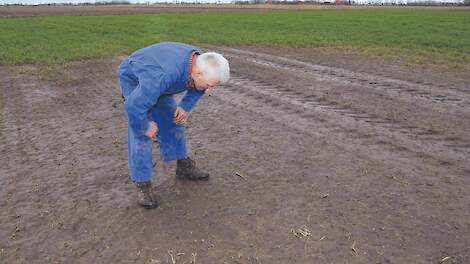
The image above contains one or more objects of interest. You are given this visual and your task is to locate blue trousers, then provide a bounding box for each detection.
[119,59,187,182]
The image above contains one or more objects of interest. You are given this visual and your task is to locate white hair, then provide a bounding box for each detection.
[195,52,230,84]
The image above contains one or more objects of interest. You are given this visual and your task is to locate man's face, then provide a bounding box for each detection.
[193,72,219,92]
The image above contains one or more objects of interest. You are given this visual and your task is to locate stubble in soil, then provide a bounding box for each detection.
[0,47,469,264]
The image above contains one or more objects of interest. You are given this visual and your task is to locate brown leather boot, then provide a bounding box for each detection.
[176,157,209,181]
[135,181,159,209]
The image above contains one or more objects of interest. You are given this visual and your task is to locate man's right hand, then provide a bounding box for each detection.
[145,121,158,141]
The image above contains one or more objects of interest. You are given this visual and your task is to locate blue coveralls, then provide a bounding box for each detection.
[118,42,205,183]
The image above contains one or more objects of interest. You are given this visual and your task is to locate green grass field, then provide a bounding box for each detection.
[1,9,470,66]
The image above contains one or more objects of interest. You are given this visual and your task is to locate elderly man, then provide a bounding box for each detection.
[118,42,230,209]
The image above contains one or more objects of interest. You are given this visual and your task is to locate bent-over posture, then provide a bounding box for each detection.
[118,42,230,209]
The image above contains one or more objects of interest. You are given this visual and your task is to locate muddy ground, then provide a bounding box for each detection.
[1,45,469,264]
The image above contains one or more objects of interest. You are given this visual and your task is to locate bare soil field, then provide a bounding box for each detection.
[1,4,469,17]
[1,46,469,264]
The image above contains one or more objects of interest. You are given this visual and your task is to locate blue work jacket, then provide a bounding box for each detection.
[124,42,205,136]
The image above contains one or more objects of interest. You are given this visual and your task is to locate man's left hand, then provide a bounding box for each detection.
[174,107,189,125]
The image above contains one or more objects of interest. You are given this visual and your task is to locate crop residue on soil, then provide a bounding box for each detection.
[0,47,469,263]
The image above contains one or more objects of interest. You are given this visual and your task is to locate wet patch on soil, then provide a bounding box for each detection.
[0,47,469,263]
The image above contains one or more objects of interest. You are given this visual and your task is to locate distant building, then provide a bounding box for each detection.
[351,0,464,4]
[266,0,465,4]
[319,0,460,4]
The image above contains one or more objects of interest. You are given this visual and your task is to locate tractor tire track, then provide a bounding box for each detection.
[218,47,470,111]
[2,54,469,263]
[0,64,128,260]
[220,75,470,177]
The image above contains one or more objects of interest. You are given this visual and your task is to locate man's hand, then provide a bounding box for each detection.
[174,107,189,125]
[145,121,158,140]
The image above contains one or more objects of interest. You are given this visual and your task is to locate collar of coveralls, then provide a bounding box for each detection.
[186,52,199,89]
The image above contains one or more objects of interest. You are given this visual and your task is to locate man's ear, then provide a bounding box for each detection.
[194,71,203,79]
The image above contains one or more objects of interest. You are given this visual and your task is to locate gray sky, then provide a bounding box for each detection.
[0,0,233,4]
[0,0,463,5]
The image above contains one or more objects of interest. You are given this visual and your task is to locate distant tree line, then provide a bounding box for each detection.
[2,0,468,6]
[95,0,131,4]
[233,0,468,5]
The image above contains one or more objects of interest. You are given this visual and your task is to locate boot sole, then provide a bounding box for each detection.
[175,176,210,181]
[138,202,159,209]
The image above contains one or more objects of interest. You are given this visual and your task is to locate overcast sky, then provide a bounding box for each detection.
[0,0,233,4]
[0,0,463,4]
